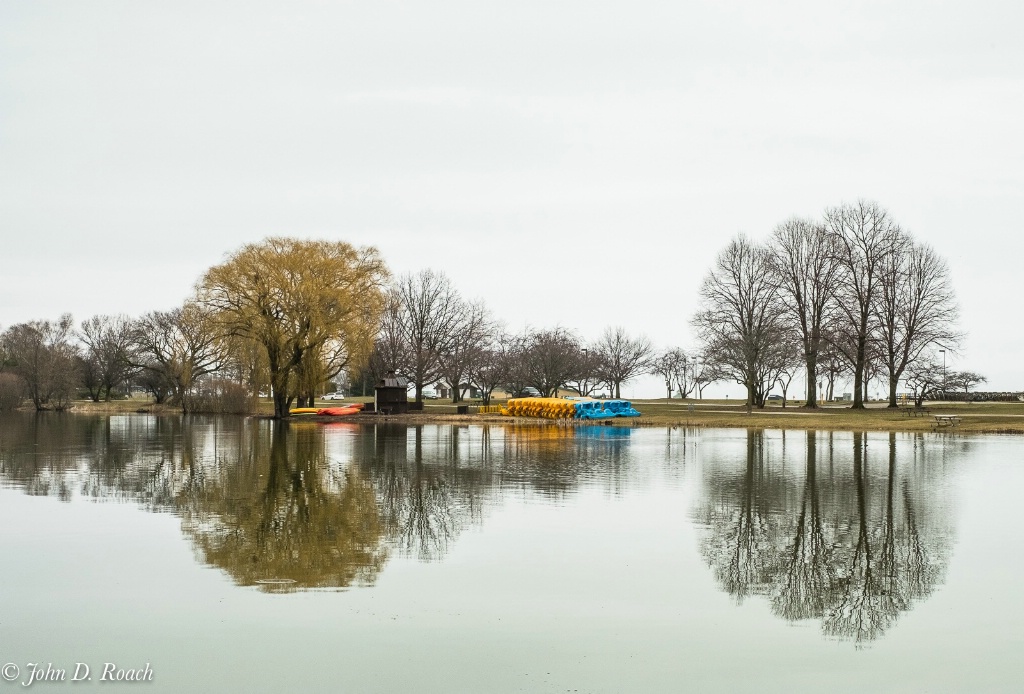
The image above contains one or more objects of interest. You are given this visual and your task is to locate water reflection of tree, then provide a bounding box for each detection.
[697,429,955,644]
[0,415,389,591]
[821,432,905,641]
[495,424,634,498]
[2,415,648,591]
[0,413,143,501]
[772,431,834,621]
[180,423,388,590]
[354,424,495,561]
[697,431,788,601]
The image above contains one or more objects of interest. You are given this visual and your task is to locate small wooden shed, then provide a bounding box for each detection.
[375,371,409,414]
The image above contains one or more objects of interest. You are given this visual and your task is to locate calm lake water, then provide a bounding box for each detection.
[1,414,1021,692]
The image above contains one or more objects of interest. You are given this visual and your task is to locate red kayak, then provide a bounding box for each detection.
[315,403,365,417]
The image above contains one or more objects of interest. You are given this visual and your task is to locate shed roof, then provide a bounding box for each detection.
[376,371,409,389]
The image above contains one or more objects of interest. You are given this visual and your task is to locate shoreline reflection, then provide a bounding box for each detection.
[0,414,962,639]
[0,415,640,592]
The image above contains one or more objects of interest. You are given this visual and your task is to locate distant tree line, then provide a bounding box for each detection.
[0,238,390,418]
[0,239,664,417]
[358,269,662,406]
[0,206,987,416]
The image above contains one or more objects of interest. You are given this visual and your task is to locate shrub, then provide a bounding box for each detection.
[182,379,257,415]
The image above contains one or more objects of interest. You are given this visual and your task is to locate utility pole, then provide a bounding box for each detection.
[939,349,946,400]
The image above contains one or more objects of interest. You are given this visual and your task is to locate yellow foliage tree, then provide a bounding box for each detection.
[199,238,389,418]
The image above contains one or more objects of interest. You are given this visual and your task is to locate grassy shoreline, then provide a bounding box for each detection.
[35,396,1024,435]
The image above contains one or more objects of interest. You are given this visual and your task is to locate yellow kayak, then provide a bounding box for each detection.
[289,408,321,415]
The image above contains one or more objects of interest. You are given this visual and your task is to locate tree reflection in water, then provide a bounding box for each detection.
[181,422,388,591]
[0,415,638,592]
[354,424,495,561]
[697,429,956,645]
[773,431,835,622]
[1,413,955,626]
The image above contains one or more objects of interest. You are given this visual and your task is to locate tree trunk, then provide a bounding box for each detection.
[273,391,290,419]
[852,340,866,409]
[887,375,899,408]
[804,355,818,408]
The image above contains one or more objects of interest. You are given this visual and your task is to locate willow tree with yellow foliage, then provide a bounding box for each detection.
[199,238,389,418]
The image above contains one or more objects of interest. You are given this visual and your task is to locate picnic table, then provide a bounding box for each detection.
[901,406,931,417]
[933,414,962,429]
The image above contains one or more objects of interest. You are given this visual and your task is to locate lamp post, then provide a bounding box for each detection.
[580,348,589,397]
[939,349,946,400]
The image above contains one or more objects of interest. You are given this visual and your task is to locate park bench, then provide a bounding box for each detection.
[933,414,962,429]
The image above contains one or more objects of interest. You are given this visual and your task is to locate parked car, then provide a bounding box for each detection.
[766,394,784,402]
[522,387,542,397]
[321,392,346,401]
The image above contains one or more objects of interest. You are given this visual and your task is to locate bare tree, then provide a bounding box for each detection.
[1,314,80,411]
[772,358,802,408]
[523,327,583,397]
[903,355,944,407]
[651,348,687,399]
[387,270,463,403]
[79,314,137,402]
[825,200,903,409]
[465,344,504,405]
[494,332,533,398]
[769,218,840,408]
[132,304,226,411]
[563,345,606,398]
[651,348,704,399]
[375,293,410,379]
[753,334,804,408]
[946,370,986,395]
[438,299,493,403]
[692,350,723,399]
[593,327,653,399]
[817,342,849,402]
[77,352,104,402]
[874,238,960,407]
[135,360,173,403]
[693,236,788,412]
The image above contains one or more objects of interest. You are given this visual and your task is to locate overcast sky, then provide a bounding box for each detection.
[2,1,1022,398]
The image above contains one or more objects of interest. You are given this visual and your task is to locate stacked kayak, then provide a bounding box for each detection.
[290,403,365,417]
[500,397,640,420]
[317,404,365,416]
[575,400,615,420]
[601,400,642,418]
[501,397,578,419]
